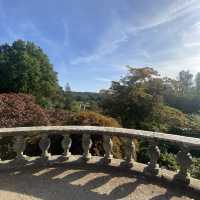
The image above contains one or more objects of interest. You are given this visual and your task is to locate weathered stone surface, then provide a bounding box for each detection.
[103,135,113,164]
[0,125,199,195]
[145,140,160,175]
[175,145,193,184]
[123,137,136,168]
[13,136,26,160]
[0,126,199,148]
[39,134,51,159]
[82,134,92,162]
[61,135,71,159]
[0,156,199,200]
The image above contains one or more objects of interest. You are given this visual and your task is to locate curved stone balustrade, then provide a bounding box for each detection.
[0,126,200,188]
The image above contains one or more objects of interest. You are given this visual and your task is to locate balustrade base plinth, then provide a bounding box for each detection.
[144,164,160,176]
[120,161,134,168]
[174,172,191,185]
[82,153,92,162]
[102,157,113,165]
[62,152,71,160]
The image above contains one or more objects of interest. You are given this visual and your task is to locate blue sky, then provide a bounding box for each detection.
[0,0,200,92]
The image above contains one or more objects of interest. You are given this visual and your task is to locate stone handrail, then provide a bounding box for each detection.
[0,125,200,185]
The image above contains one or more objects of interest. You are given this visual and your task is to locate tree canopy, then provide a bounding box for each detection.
[101,67,189,131]
[0,40,63,107]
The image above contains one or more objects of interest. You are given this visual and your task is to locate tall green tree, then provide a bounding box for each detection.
[101,67,188,131]
[0,40,66,108]
[195,72,200,94]
[101,67,162,128]
[178,70,193,94]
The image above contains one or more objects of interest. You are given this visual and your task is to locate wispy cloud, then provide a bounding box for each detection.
[95,77,111,83]
[155,55,200,78]
[70,0,200,67]
[2,20,65,57]
[182,22,200,47]
[132,0,200,32]
[1,0,200,91]
[70,27,128,65]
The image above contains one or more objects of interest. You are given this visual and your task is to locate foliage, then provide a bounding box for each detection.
[164,94,200,114]
[70,111,120,127]
[71,92,101,102]
[0,93,49,127]
[70,92,103,112]
[178,70,193,95]
[164,70,200,114]
[190,158,200,179]
[46,109,74,126]
[141,105,189,132]
[0,41,200,179]
[159,153,178,171]
[0,40,68,108]
[0,94,123,159]
[101,67,188,132]
[158,153,200,179]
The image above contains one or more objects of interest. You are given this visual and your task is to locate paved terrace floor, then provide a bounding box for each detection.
[0,156,199,200]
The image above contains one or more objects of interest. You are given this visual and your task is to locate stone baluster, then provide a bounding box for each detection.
[145,140,160,175]
[124,137,136,167]
[175,145,192,184]
[13,135,26,160]
[0,136,2,161]
[82,134,92,162]
[61,135,72,159]
[39,134,51,159]
[103,135,113,164]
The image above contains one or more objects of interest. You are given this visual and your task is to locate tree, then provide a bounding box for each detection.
[195,72,200,94]
[101,67,164,129]
[0,40,62,107]
[178,70,193,94]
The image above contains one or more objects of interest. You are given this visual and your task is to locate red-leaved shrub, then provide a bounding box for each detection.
[0,93,49,127]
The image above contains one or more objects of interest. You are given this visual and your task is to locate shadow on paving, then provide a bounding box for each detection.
[0,161,199,200]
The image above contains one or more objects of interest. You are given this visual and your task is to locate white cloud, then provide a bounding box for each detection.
[2,21,64,55]
[70,27,128,65]
[70,0,200,67]
[182,22,200,47]
[151,53,200,78]
[134,0,200,32]
[95,77,111,83]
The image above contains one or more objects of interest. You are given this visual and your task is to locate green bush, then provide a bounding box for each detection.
[189,158,200,179]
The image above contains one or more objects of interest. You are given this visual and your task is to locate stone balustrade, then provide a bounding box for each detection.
[0,126,200,186]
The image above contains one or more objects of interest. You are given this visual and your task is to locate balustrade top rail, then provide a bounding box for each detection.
[0,126,200,149]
